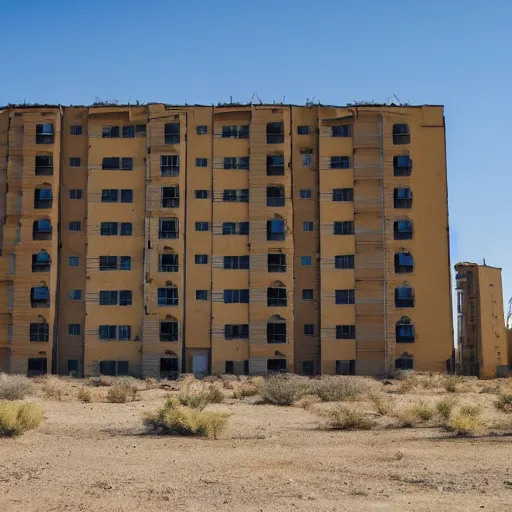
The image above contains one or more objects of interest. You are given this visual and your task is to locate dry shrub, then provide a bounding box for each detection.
[445,406,481,436]
[144,401,229,439]
[260,374,310,406]
[77,387,92,403]
[395,402,435,427]
[0,401,44,437]
[232,384,259,399]
[294,394,321,410]
[479,385,501,395]
[411,402,435,421]
[177,373,197,383]
[397,377,417,394]
[89,375,115,387]
[325,405,375,431]
[206,385,224,404]
[0,374,35,400]
[106,379,138,403]
[444,375,459,393]
[393,369,414,381]
[436,397,457,419]
[41,378,66,401]
[174,386,224,410]
[144,377,157,390]
[313,376,369,402]
[368,392,393,416]
[495,394,512,413]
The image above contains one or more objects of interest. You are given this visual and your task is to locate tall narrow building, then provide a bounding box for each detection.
[0,103,453,378]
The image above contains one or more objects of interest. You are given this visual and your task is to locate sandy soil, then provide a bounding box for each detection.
[1,383,512,512]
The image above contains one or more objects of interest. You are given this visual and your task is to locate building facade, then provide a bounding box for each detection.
[0,103,453,378]
[455,262,508,378]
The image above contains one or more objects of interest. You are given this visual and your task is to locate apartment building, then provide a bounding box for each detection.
[455,262,508,378]
[0,103,453,378]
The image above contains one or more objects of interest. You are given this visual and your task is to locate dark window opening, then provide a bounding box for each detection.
[267,287,287,307]
[395,354,414,370]
[102,126,120,138]
[335,290,355,305]
[396,317,415,343]
[267,321,286,344]
[102,157,120,170]
[165,123,180,144]
[33,220,52,240]
[330,156,350,169]
[35,155,53,176]
[336,325,356,339]
[99,325,117,340]
[297,125,310,135]
[34,188,53,209]
[304,324,315,336]
[394,188,413,209]
[30,322,49,342]
[393,124,410,145]
[223,289,249,304]
[267,358,287,372]
[36,124,54,144]
[224,324,249,339]
[31,286,50,308]
[159,254,178,272]
[158,287,179,306]
[160,155,180,176]
[27,357,47,376]
[302,360,315,375]
[32,250,51,272]
[162,186,180,208]
[160,357,179,378]
[159,219,178,239]
[223,255,250,270]
[223,156,249,169]
[160,321,178,342]
[332,188,353,202]
[266,122,284,144]
[332,125,352,137]
[225,361,234,374]
[222,125,249,139]
[334,221,354,235]
[268,253,286,273]
[394,155,412,176]
[394,220,413,240]
[267,186,285,207]
[267,154,285,175]
[267,219,285,241]
[395,252,414,273]
[336,360,356,375]
[395,286,414,308]
[335,255,354,269]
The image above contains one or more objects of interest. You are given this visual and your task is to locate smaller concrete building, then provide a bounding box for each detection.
[455,262,508,378]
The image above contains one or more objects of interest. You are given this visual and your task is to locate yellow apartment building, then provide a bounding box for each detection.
[0,103,453,378]
[455,262,508,378]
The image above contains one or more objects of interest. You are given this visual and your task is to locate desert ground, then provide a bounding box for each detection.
[1,374,512,512]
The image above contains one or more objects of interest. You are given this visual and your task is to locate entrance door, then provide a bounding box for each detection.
[0,348,10,373]
[192,355,208,377]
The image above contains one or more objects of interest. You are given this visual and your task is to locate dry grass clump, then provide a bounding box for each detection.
[77,387,92,403]
[294,394,321,410]
[395,402,435,427]
[232,384,259,399]
[41,377,66,401]
[174,385,225,410]
[445,406,481,436]
[436,397,457,419]
[396,377,418,394]
[368,392,393,416]
[312,376,369,403]
[444,375,459,393]
[143,400,229,439]
[325,405,376,431]
[0,401,44,437]
[411,402,435,421]
[0,374,35,400]
[260,374,310,406]
[495,394,512,413]
[106,378,138,403]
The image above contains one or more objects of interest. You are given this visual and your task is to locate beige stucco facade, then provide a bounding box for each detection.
[0,103,453,377]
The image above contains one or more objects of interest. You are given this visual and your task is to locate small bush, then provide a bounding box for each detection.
[206,385,225,404]
[495,394,512,413]
[294,394,321,410]
[41,378,65,401]
[260,374,310,406]
[313,376,369,402]
[459,405,480,418]
[436,398,456,419]
[411,402,435,421]
[326,405,375,431]
[444,376,459,393]
[106,379,138,403]
[144,403,229,439]
[368,392,393,416]
[232,385,259,399]
[77,387,92,403]
[445,409,480,437]
[397,378,417,394]
[175,391,210,410]
[0,374,35,400]
[0,401,44,437]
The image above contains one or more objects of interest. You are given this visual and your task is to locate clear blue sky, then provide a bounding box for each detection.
[1,0,511,322]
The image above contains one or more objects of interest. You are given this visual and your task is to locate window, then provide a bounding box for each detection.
[267,358,287,372]
[223,189,249,202]
[304,324,315,336]
[159,254,178,272]
[196,158,208,167]
[102,157,120,170]
[335,289,355,305]
[394,188,413,209]
[99,291,118,306]
[333,221,354,235]
[336,360,356,375]
[99,325,117,340]
[119,325,131,341]
[100,222,118,236]
[224,324,249,339]
[266,186,285,207]
[36,124,54,144]
[224,255,250,270]
[69,221,81,231]
[300,189,312,199]
[195,190,209,199]
[302,361,315,375]
[33,219,52,240]
[267,318,286,343]
[135,124,146,137]
[393,124,410,145]
[99,256,117,271]
[223,289,249,304]
[333,188,353,202]
[195,222,209,232]
[69,256,79,267]
[158,287,179,306]
[335,255,355,269]
[164,123,180,144]
[394,220,413,240]
[267,155,285,175]
[239,222,249,234]
[70,157,81,167]
[99,361,129,376]
[196,290,208,300]
[160,321,178,341]
[121,189,133,203]
[225,361,234,374]
[120,223,132,236]
[301,148,313,167]
[222,125,249,139]
[69,189,82,199]
[102,126,120,138]
[394,155,412,176]
[395,353,413,370]
[119,290,132,306]
[222,222,249,235]
[267,122,284,144]
[30,322,49,342]
[101,189,118,203]
[32,249,50,272]
[330,156,350,169]
[332,125,352,137]
[31,286,50,307]
[297,125,310,135]
[121,157,133,170]
[223,157,250,170]
[122,125,134,138]
[35,155,53,176]
[303,221,313,232]
[336,325,356,339]
[267,219,285,241]
[197,125,208,135]
[120,256,131,270]
[395,286,414,308]
[301,256,312,266]
[27,357,48,376]
[34,188,53,209]
[161,186,180,208]
[302,289,313,300]
[70,125,82,136]
[160,155,180,176]
[68,324,81,336]
[396,317,415,343]
[195,254,208,264]
[395,251,414,273]
[267,287,287,307]
[68,289,82,300]
[159,218,178,239]
[268,253,286,272]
